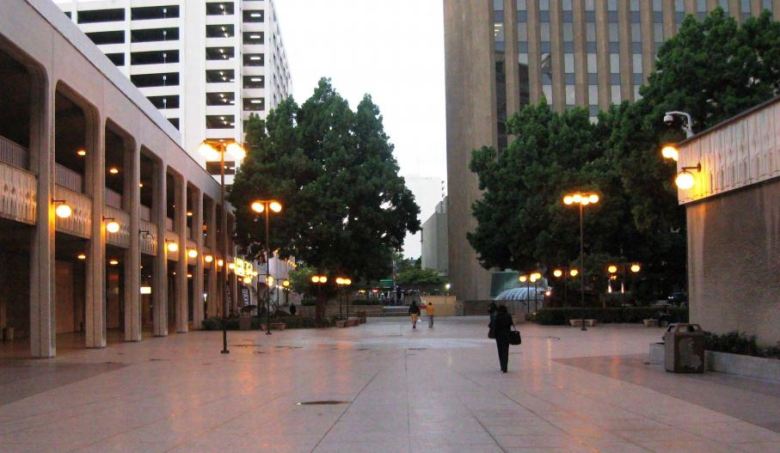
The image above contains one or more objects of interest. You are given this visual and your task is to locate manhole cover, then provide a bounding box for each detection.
[296,400,350,406]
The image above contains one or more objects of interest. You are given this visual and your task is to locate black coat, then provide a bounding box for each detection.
[492,312,514,340]
[408,303,420,315]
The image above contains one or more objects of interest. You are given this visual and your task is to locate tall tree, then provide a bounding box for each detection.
[230,79,420,304]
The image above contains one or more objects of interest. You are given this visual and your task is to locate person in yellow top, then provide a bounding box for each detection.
[426,302,435,328]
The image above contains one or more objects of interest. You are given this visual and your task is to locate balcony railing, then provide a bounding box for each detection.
[105,188,122,209]
[55,164,84,193]
[0,136,28,169]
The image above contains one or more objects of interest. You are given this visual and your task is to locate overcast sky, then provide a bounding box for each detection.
[274,0,447,257]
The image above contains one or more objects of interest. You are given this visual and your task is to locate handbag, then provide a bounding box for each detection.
[508,326,522,345]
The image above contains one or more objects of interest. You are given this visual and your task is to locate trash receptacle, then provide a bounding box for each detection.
[663,323,705,373]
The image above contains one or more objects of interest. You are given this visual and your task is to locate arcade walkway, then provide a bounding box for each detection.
[1,318,778,452]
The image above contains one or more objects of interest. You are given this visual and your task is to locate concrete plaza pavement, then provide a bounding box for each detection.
[1,317,779,452]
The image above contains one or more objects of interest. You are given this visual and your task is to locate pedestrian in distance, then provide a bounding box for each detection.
[409,300,421,329]
[426,302,435,328]
[491,305,514,373]
[289,303,296,316]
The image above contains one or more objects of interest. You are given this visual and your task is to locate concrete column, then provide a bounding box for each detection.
[152,162,167,336]
[123,143,141,341]
[504,0,520,117]
[29,80,55,358]
[774,0,780,20]
[175,176,188,333]
[729,0,741,19]
[228,215,238,314]
[595,0,610,110]
[663,0,677,41]
[207,200,218,317]
[573,0,588,106]
[526,0,542,103]
[192,189,204,328]
[618,0,633,101]
[641,0,655,80]
[85,114,106,349]
[549,0,565,111]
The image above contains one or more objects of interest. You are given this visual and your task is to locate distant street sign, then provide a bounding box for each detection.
[379,279,394,289]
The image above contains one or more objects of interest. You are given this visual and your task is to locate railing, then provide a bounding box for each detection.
[105,188,122,209]
[0,136,28,169]
[139,219,157,255]
[55,164,84,193]
[0,162,36,224]
[54,186,91,238]
[140,205,151,221]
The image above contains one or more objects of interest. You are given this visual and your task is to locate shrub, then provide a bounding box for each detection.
[533,307,688,325]
[202,317,222,330]
[702,331,780,358]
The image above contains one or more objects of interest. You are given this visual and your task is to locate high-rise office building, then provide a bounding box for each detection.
[444,0,778,302]
[55,0,292,182]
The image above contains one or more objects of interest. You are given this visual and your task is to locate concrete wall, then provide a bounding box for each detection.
[421,200,448,275]
[687,178,780,346]
[443,0,494,303]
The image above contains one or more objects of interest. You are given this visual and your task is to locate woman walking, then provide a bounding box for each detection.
[408,301,421,329]
[490,305,514,373]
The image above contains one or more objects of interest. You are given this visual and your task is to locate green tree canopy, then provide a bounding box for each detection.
[468,9,780,300]
[230,79,420,283]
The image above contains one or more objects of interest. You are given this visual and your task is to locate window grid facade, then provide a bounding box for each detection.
[56,0,292,184]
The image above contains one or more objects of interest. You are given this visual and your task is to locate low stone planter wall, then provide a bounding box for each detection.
[297,304,384,319]
[706,350,780,382]
[569,319,597,327]
[647,343,780,382]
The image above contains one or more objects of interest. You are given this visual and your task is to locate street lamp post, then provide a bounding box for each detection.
[530,272,541,312]
[563,192,600,331]
[518,274,528,314]
[336,277,352,320]
[200,139,246,354]
[251,200,283,335]
[311,274,328,321]
[607,263,641,306]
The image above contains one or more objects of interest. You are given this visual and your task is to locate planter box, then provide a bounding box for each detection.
[643,318,659,327]
[648,344,780,381]
[569,319,597,327]
[706,350,780,382]
[345,319,359,327]
[239,316,252,331]
[270,322,286,331]
[335,320,346,328]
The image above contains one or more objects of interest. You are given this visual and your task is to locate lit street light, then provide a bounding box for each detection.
[250,199,283,335]
[200,139,246,354]
[563,191,600,331]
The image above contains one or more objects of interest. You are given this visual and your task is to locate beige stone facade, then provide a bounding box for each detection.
[443,0,779,302]
[0,0,242,357]
[679,97,780,346]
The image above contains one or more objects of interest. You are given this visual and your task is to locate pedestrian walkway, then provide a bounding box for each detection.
[0,317,778,452]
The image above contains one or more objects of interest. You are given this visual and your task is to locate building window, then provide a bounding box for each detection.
[609,23,618,42]
[631,23,641,42]
[147,95,179,109]
[540,0,550,11]
[564,54,574,73]
[719,0,730,12]
[206,115,235,129]
[611,85,621,103]
[586,23,596,42]
[168,118,179,129]
[540,22,550,41]
[633,85,642,100]
[243,10,264,22]
[206,69,235,83]
[653,0,663,12]
[565,85,575,105]
[130,73,179,87]
[762,0,772,12]
[632,54,643,74]
[587,53,597,73]
[654,23,664,43]
[206,47,234,60]
[206,92,235,106]
[588,85,598,104]
[542,84,552,102]
[563,23,573,41]
[243,75,265,88]
[675,0,685,12]
[206,24,235,38]
[131,5,179,20]
[131,50,178,65]
[207,2,234,15]
[78,9,124,23]
[585,0,595,11]
[563,0,573,11]
[243,31,264,44]
[608,0,618,11]
[86,31,125,45]
[243,98,265,111]
[106,53,124,66]
[610,53,620,73]
[131,28,178,42]
[243,54,264,66]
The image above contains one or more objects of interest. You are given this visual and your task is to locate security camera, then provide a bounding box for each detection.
[663,113,674,126]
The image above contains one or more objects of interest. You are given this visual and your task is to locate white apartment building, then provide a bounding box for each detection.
[55,0,292,182]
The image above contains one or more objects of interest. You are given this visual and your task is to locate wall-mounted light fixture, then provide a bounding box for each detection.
[675,163,701,190]
[104,217,120,233]
[53,199,72,219]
